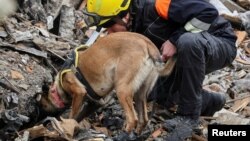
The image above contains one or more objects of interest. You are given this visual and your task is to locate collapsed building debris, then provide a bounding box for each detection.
[1,0,250,141]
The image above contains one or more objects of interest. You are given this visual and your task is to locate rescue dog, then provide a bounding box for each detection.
[37,32,176,134]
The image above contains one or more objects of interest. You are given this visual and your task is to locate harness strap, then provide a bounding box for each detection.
[60,45,102,101]
[76,67,102,100]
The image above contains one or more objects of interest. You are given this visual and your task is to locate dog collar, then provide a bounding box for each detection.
[50,84,65,108]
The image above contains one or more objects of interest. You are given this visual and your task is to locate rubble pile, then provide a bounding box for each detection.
[0,0,250,141]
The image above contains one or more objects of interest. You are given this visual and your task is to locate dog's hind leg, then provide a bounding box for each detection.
[134,86,147,134]
[134,70,159,134]
[116,85,138,133]
[114,53,150,133]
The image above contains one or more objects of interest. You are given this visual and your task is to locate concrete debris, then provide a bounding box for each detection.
[0,0,250,141]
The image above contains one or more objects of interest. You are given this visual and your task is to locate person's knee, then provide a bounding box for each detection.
[176,33,205,66]
[177,33,202,55]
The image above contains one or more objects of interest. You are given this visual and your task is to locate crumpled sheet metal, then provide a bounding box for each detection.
[18,117,108,141]
[19,117,76,140]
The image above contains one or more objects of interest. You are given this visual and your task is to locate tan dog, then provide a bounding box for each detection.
[38,32,176,134]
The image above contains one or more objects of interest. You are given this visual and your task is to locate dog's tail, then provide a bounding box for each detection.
[0,0,17,22]
[144,37,176,76]
[156,57,176,76]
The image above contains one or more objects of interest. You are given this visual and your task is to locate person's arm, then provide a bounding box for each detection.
[156,0,219,46]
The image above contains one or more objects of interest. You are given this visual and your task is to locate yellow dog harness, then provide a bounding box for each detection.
[59,45,102,101]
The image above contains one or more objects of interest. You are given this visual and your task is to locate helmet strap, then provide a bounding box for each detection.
[112,14,131,30]
[113,17,127,26]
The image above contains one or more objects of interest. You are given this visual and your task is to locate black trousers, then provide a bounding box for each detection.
[150,32,236,118]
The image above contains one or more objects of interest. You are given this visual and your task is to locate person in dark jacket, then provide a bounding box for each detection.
[84,0,237,137]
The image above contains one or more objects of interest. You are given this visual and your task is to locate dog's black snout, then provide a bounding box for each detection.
[42,83,50,94]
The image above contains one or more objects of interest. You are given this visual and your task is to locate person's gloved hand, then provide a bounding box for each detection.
[161,40,177,62]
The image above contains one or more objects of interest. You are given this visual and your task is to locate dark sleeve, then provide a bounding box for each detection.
[167,0,219,46]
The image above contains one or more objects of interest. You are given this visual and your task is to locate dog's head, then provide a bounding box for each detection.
[35,82,66,115]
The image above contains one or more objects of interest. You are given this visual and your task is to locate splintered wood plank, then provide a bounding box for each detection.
[235,55,250,65]
[78,0,87,10]
[230,97,250,112]
[213,109,250,125]
[0,42,47,58]
[93,126,110,136]
[235,30,248,47]
[151,128,163,138]
[242,106,250,117]
[221,0,247,12]
[237,0,250,10]
[221,14,242,30]
[192,133,207,141]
